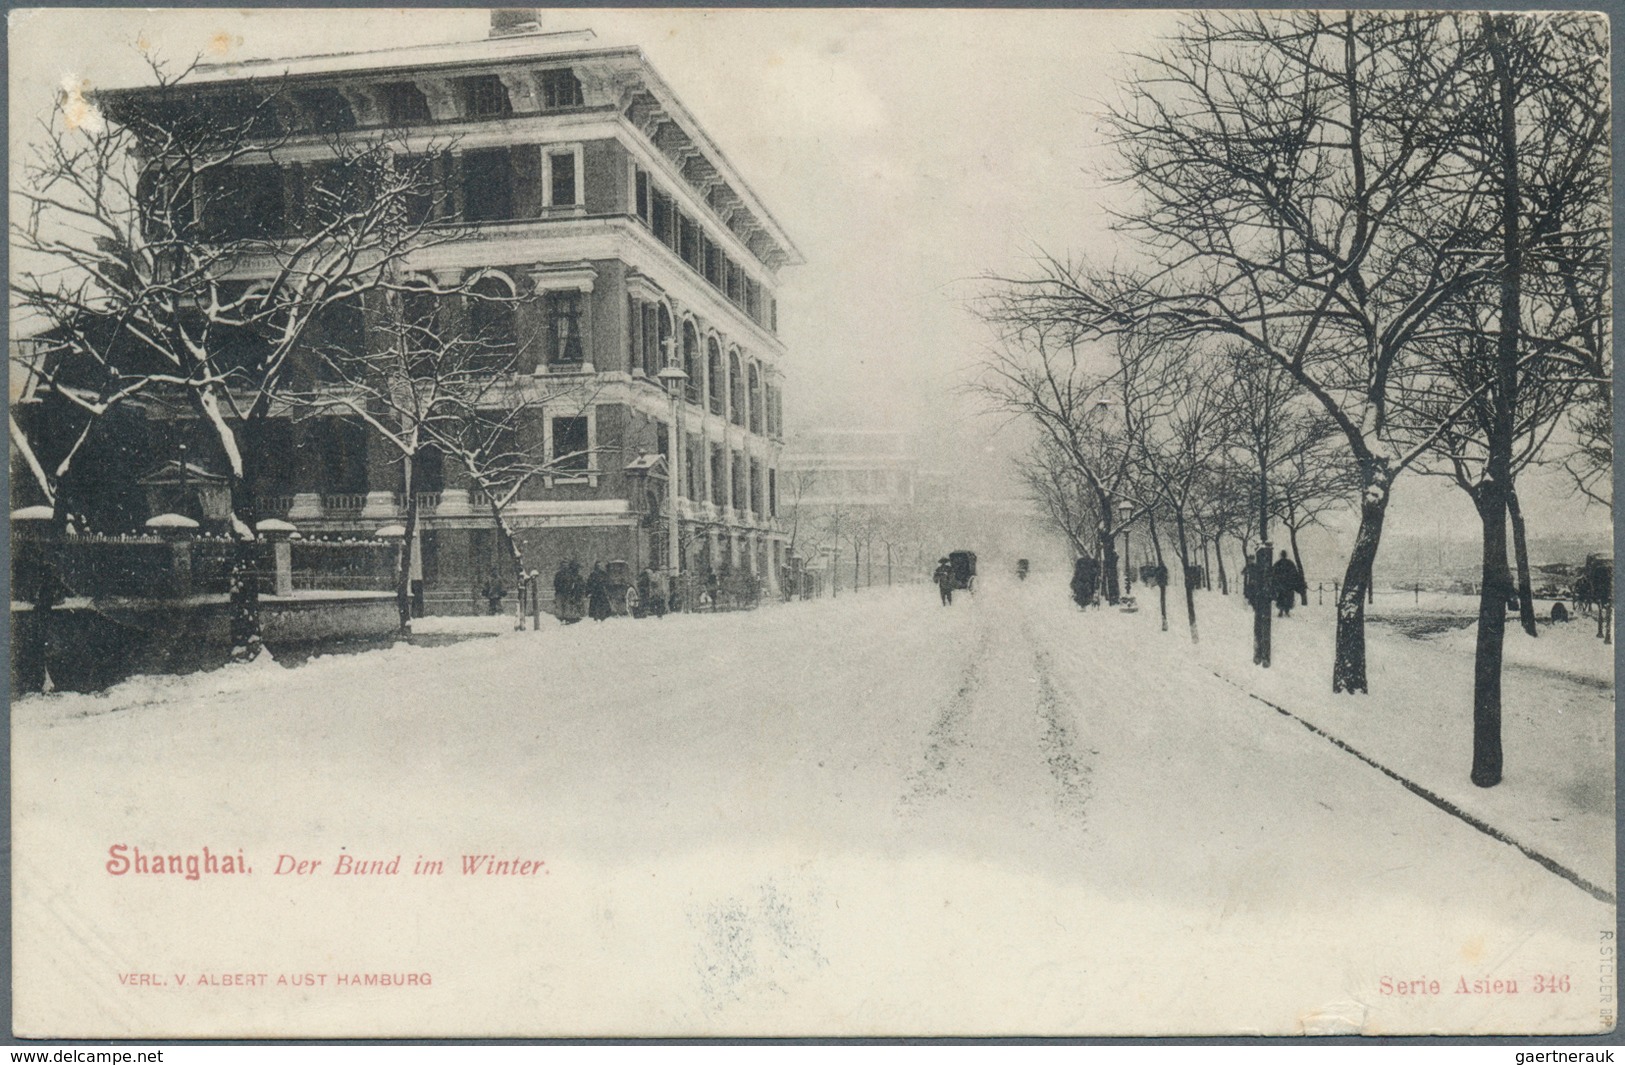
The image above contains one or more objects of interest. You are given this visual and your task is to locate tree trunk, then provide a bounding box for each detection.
[1200,537,1212,591]
[226,478,264,663]
[1175,512,1198,643]
[1214,534,1229,596]
[1470,486,1511,787]
[1333,463,1392,693]
[1288,522,1309,606]
[1506,485,1537,637]
[1252,544,1273,668]
[396,461,418,632]
[1101,529,1121,605]
[1468,14,1522,788]
[1148,511,1169,632]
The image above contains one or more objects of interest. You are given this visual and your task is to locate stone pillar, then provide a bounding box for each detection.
[170,541,194,599]
[273,540,294,597]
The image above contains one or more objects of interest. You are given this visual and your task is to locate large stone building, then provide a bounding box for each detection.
[97,14,802,611]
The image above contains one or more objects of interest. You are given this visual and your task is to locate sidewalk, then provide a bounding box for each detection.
[1144,590,1614,897]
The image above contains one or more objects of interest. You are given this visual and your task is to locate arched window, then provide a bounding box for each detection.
[310,295,365,383]
[682,321,701,405]
[707,338,724,417]
[468,274,517,371]
[655,305,673,377]
[728,350,745,427]
[748,363,763,434]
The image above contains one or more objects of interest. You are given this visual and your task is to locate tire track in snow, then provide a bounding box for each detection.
[899,624,988,810]
[1026,637,1094,826]
[899,592,1094,831]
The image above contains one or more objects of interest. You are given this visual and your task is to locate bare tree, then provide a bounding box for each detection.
[1017,439,1100,560]
[1123,335,1233,643]
[289,277,542,629]
[971,322,1154,604]
[1392,12,1610,787]
[12,62,464,660]
[987,12,1502,692]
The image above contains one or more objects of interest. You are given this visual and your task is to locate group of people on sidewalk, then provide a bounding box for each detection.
[1244,550,1307,617]
[550,559,620,623]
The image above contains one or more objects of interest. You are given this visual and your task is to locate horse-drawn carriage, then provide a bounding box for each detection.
[947,550,977,593]
[1573,553,1613,642]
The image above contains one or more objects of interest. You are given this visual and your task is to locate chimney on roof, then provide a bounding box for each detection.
[490,8,542,37]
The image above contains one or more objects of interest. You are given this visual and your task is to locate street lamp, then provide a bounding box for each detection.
[656,363,688,610]
[1118,498,1133,596]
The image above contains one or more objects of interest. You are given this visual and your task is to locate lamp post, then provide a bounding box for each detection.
[1118,498,1133,597]
[656,363,688,611]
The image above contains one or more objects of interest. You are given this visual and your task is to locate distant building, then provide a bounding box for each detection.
[780,429,917,509]
[40,13,802,612]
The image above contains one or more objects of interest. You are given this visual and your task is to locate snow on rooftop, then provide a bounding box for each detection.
[179,28,603,87]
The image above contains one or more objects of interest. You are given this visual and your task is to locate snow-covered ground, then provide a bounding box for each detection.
[12,577,1614,1037]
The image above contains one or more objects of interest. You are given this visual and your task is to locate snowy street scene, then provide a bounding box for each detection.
[8,6,1615,1040]
[13,576,1614,1035]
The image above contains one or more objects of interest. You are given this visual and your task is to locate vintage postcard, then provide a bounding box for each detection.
[8,6,1616,1038]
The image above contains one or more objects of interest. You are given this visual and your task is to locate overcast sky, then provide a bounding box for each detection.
[8,7,1612,560]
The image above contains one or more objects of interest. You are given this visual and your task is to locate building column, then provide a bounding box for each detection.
[361,429,401,520]
[767,538,783,597]
[439,453,473,516]
[287,421,325,521]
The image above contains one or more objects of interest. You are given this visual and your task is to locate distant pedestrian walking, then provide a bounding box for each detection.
[934,557,954,606]
[482,569,506,616]
[1272,551,1304,617]
[586,562,611,621]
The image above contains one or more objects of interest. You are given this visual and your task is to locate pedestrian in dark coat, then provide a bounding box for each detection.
[1071,557,1099,608]
[586,562,612,621]
[482,569,506,615]
[553,561,579,624]
[933,557,954,606]
[1272,551,1303,617]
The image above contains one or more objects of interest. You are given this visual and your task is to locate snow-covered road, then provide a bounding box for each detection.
[13,577,1614,1037]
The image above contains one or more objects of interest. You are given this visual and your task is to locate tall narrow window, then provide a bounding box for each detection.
[462,148,513,222]
[703,237,721,288]
[545,291,584,366]
[634,169,650,224]
[547,149,577,207]
[748,363,763,434]
[729,351,745,427]
[652,191,673,245]
[641,304,659,377]
[707,339,724,417]
[686,436,702,500]
[655,305,673,375]
[468,276,517,371]
[768,469,777,517]
[627,296,640,374]
[682,322,700,405]
[710,445,724,506]
[678,214,700,269]
[552,416,588,471]
[732,450,746,511]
